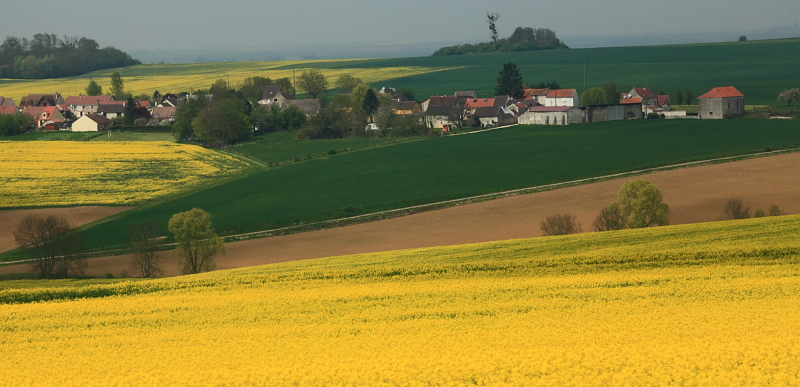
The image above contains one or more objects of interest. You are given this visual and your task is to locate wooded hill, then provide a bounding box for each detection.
[433,27,569,56]
[0,34,140,79]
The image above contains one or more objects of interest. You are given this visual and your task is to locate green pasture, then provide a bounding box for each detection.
[63,118,800,254]
[227,131,418,165]
[88,131,174,142]
[0,130,104,141]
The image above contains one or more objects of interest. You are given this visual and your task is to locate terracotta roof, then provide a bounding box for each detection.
[620,97,643,104]
[0,106,18,115]
[139,101,151,109]
[546,89,576,98]
[524,88,548,99]
[464,98,495,108]
[698,86,744,99]
[634,87,657,99]
[528,106,574,112]
[65,95,114,105]
[657,95,670,106]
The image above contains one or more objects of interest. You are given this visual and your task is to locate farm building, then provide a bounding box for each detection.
[698,86,744,119]
[258,86,292,106]
[72,114,112,132]
[284,99,321,117]
[584,104,643,122]
[519,106,584,125]
[621,87,658,108]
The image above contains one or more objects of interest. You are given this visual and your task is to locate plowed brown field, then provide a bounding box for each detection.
[2,153,799,277]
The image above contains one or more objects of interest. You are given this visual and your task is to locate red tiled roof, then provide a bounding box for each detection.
[0,106,18,115]
[523,88,548,99]
[635,87,657,99]
[620,97,643,104]
[464,98,495,108]
[65,95,114,105]
[528,106,574,112]
[546,89,576,98]
[657,95,670,106]
[698,86,744,99]
[427,96,455,106]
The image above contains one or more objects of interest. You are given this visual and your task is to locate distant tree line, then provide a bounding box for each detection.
[0,33,140,79]
[433,27,569,56]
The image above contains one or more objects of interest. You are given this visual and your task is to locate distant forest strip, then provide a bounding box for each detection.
[433,27,569,56]
[0,34,140,79]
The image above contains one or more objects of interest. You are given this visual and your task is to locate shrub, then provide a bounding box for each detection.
[593,203,626,232]
[768,205,784,216]
[721,199,750,220]
[540,213,582,236]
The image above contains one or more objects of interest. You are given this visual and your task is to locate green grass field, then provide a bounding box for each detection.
[1,38,799,105]
[227,131,419,165]
[0,130,105,141]
[88,131,174,142]
[63,118,800,254]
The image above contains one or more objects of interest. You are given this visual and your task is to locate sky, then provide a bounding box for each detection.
[3,0,799,57]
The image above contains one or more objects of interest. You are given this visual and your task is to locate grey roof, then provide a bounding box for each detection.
[425,105,453,116]
[493,95,511,107]
[85,114,112,124]
[262,86,290,101]
[473,106,502,118]
[97,104,125,114]
[380,88,408,102]
[0,97,15,106]
[454,91,477,99]
[284,99,320,116]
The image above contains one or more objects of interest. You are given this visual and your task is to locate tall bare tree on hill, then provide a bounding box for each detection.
[487,13,501,50]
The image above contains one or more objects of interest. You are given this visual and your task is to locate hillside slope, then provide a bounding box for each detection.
[2,216,799,385]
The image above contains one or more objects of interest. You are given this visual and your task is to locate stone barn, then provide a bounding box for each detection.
[698,86,744,119]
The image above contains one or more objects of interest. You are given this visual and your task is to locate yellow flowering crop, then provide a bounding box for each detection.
[0,141,249,208]
[1,216,800,386]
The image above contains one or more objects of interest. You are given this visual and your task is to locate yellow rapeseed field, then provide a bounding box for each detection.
[0,60,458,101]
[0,141,249,208]
[1,216,800,386]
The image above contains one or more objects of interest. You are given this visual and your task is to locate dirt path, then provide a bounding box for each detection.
[0,207,132,253]
[2,153,799,277]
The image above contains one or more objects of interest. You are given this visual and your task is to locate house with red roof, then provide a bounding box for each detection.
[21,106,66,128]
[523,88,549,105]
[0,106,19,115]
[698,86,744,119]
[545,89,578,107]
[65,95,115,117]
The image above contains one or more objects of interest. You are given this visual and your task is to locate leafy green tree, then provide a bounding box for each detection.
[0,112,34,136]
[281,105,307,129]
[580,87,608,107]
[334,74,362,94]
[617,180,670,228]
[193,98,251,147]
[85,79,103,96]
[675,90,683,106]
[495,62,524,99]
[297,69,328,98]
[739,35,747,41]
[685,90,693,106]
[603,82,620,105]
[239,76,274,101]
[398,88,415,102]
[110,71,127,100]
[14,214,86,279]
[168,208,225,275]
[720,199,750,220]
[592,202,626,231]
[172,98,205,141]
[129,222,162,278]
[362,88,379,115]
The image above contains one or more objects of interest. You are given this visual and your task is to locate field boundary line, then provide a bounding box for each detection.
[3,147,798,266]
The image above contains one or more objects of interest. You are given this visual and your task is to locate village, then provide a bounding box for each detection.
[0,80,746,135]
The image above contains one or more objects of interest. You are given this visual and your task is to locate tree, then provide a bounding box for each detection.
[685,90,693,106]
[777,89,800,113]
[0,112,34,136]
[617,180,670,228]
[129,222,163,278]
[398,88,415,102]
[297,69,328,98]
[193,98,251,147]
[675,89,683,106]
[768,205,784,216]
[603,82,620,105]
[495,62,524,99]
[592,202,626,232]
[168,208,225,275]
[85,79,103,96]
[334,74,362,94]
[362,88,379,115]
[123,95,138,125]
[580,87,608,107]
[540,213,582,236]
[110,71,127,100]
[239,76,274,101]
[486,13,501,50]
[172,97,204,141]
[13,214,86,279]
[720,198,750,220]
[739,35,747,41]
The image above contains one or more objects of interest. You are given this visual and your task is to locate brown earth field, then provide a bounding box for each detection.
[1,152,799,277]
[0,206,132,254]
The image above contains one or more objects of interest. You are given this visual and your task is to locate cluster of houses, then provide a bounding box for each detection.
[0,84,745,132]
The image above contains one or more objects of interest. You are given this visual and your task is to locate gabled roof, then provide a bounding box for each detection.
[98,104,125,114]
[657,95,670,106]
[620,97,643,104]
[380,88,408,102]
[464,98,495,108]
[19,94,62,107]
[473,106,502,117]
[84,114,112,124]
[528,106,575,112]
[139,101,151,109]
[523,88,549,99]
[394,101,419,111]
[699,86,744,99]
[262,86,291,101]
[0,106,18,115]
[425,105,453,116]
[546,89,576,98]
[65,95,114,106]
[454,91,477,99]
[284,99,321,116]
[634,87,657,99]
[426,96,455,106]
[151,106,176,119]
[0,97,15,106]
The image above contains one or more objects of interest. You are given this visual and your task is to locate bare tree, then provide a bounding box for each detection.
[448,97,469,130]
[768,205,784,217]
[720,198,751,220]
[487,13,501,50]
[129,222,163,278]
[540,213,582,236]
[14,214,86,279]
[593,203,626,232]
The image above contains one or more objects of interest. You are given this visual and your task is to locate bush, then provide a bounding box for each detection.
[540,213,582,236]
[593,203,626,232]
[721,198,750,220]
[769,205,784,216]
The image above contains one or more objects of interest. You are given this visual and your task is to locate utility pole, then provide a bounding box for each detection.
[583,57,586,87]
[292,66,296,97]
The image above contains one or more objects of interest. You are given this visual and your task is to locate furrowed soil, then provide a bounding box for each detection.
[1,152,799,277]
